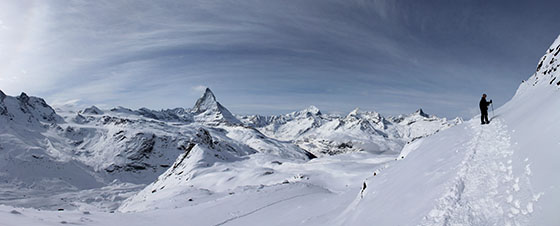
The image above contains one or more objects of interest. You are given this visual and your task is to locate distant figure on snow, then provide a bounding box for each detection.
[479,94,492,124]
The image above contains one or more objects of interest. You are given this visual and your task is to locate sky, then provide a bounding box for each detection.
[1,0,559,119]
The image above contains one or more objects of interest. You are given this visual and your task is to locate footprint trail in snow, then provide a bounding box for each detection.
[421,119,536,226]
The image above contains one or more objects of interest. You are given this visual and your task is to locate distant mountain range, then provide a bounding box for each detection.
[0,86,459,211]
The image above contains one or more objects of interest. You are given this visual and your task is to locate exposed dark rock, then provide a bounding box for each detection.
[126,163,147,170]
[415,109,429,118]
[360,182,367,198]
[173,143,196,169]
[337,142,353,149]
[537,56,546,72]
[80,106,104,115]
[105,164,121,173]
[304,150,317,159]
[196,128,215,149]
[10,210,21,215]
[127,134,156,161]
[18,92,30,103]
[102,116,133,125]
[0,104,7,116]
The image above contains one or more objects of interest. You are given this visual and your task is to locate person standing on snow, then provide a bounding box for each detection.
[479,93,492,124]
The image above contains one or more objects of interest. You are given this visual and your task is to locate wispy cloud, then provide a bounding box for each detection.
[192,85,208,92]
[0,0,558,118]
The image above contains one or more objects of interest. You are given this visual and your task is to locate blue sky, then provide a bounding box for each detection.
[1,0,559,118]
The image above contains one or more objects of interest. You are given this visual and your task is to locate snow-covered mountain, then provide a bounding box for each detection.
[1,86,454,213]
[14,34,560,224]
[123,35,560,226]
[241,106,460,156]
[114,94,458,212]
[192,88,241,125]
[0,89,310,210]
[116,102,456,213]
[0,91,63,125]
[2,32,559,225]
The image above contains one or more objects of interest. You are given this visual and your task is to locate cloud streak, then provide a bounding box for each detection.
[1,0,559,118]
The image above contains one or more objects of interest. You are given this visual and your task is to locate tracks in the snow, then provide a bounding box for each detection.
[213,192,317,226]
[421,119,533,226]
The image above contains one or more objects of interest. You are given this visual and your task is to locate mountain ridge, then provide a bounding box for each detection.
[0,86,457,212]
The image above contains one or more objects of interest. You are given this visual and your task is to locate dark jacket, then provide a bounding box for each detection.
[479,97,492,112]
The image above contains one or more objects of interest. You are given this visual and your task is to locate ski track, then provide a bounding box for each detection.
[213,192,317,226]
[420,119,533,226]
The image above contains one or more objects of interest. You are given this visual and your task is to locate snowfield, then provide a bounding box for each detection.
[1,36,559,225]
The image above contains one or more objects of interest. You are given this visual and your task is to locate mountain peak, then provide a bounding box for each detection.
[302,105,321,115]
[202,88,216,101]
[191,88,240,125]
[18,92,29,102]
[80,106,104,115]
[0,91,63,124]
[192,88,218,114]
[414,108,429,118]
[348,108,360,117]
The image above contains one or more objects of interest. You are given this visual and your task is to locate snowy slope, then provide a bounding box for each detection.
[120,103,457,212]
[497,35,560,225]
[0,89,306,210]
[336,35,560,225]
[0,92,103,191]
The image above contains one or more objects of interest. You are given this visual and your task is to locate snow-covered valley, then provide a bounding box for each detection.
[1,35,560,225]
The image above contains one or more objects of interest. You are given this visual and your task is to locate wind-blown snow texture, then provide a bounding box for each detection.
[1,35,559,225]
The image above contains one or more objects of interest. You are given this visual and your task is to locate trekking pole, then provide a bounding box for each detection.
[491,102,495,118]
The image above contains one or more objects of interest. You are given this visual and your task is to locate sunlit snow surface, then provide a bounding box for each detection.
[0,87,455,225]
[1,36,560,225]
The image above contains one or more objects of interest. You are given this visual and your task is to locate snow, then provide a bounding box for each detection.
[1,35,559,226]
[242,105,459,156]
[80,106,104,115]
[1,85,451,219]
[192,88,241,125]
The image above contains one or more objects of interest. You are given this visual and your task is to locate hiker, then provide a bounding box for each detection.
[479,94,492,124]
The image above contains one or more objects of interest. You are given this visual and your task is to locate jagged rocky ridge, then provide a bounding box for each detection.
[0,87,458,211]
[241,106,461,156]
